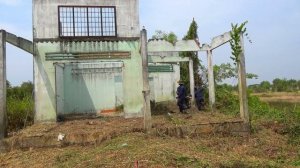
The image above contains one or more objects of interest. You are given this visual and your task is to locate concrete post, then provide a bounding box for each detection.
[207,50,215,111]
[238,33,250,125]
[0,30,7,139]
[141,29,152,132]
[189,59,195,104]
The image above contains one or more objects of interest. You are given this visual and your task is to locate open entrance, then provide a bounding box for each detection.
[6,44,34,133]
[55,62,124,118]
[0,30,34,138]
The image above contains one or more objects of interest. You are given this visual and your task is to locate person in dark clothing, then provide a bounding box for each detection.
[195,86,205,111]
[176,81,187,113]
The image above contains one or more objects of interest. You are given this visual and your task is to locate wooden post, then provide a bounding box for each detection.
[0,30,7,139]
[141,29,152,132]
[207,50,215,111]
[238,33,250,125]
[189,59,195,104]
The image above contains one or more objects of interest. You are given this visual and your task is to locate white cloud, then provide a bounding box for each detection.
[0,0,21,6]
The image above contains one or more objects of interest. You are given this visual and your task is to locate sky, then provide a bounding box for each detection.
[0,0,299,86]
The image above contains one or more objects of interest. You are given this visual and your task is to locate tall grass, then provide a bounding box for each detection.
[215,87,300,123]
[6,81,34,132]
[215,87,300,144]
[7,96,34,132]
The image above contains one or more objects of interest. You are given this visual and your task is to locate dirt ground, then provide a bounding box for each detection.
[7,103,240,139]
[0,102,299,167]
[0,125,299,168]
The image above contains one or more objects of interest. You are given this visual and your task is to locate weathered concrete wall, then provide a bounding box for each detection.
[34,41,144,122]
[33,0,140,39]
[59,62,123,115]
[148,40,200,52]
[149,64,180,102]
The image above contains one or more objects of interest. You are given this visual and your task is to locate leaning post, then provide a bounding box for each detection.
[0,30,7,139]
[207,49,215,111]
[189,58,195,105]
[237,33,250,125]
[141,28,152,133]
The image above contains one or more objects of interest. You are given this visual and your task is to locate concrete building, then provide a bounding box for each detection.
[147,40,196,103]
[33,0,143,122]
[1,0,250,139]
[149,63,180,102]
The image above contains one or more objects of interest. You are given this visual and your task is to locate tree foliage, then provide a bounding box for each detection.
[180,19,204,90]
[151,30,178,44]
[230,21,248,64]
[213,63,258,84]
[213,63,236,84]
[248,78,300,93]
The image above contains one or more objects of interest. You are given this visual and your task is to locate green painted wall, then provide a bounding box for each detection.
[34,40,144,122]
[60,63,121,115]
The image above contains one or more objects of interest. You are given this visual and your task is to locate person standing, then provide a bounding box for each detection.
[195,86,205,111]
[176,81,187,113]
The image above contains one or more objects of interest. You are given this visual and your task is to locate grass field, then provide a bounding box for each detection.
[254,92,300,103]
[255,92,300,120]
[1,92,300,168]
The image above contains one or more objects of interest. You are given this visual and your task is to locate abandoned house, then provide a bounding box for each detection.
[0,0,251,139]
[33,0,143,122]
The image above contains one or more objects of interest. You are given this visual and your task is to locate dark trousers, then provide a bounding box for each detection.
[177,98,186,112]
[196,98,204,111]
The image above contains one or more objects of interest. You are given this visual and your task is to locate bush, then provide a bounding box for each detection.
[215,86,239,116]
[215,87,293,123]
[7,81,34,132]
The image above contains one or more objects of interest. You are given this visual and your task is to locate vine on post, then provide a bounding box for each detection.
[230,21,248,65]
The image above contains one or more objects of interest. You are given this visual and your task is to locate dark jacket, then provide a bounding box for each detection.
[177,84,186,99]
[195,88,204,100]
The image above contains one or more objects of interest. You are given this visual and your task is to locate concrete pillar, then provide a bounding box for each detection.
[189,59,195,104]
[141,29,151,132]
[238,33,250,125]
[207,50,215,111]
[0,30,7,139]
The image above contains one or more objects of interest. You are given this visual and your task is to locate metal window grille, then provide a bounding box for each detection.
[58,6,117,37]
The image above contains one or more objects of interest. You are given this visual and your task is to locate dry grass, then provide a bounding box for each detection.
[1,101,300,167]
[8,103,240,139]
[253,92,300,103]
[1,127,299,168]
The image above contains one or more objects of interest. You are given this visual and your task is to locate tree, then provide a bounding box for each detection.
[6,80,11,89]
[7,81,33,99]
[260,81,271,92]
[213,63,258,85]
[230,21,248,64]
[272,78,287,92]
[180,19,203,91]
[213,63,236,84]
[287,79,298,92]
[151,30,178,44]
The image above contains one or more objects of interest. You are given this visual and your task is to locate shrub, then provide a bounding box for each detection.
[6,81,34,132]
[215,86,239,116]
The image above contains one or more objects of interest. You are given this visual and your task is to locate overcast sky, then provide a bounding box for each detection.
[0,0,299,86]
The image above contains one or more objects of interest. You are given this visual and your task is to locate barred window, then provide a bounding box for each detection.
[58,6,117,37]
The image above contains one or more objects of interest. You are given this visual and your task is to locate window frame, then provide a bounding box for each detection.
[58,5,117,38]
